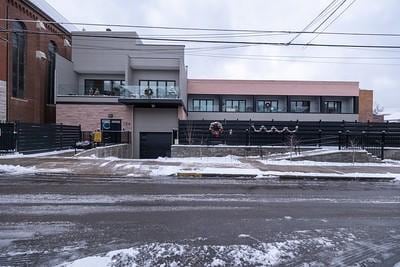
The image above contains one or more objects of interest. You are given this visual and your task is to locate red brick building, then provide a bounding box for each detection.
[0,0,71,123]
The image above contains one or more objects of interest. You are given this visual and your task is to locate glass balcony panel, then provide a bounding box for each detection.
[57,84,180,99]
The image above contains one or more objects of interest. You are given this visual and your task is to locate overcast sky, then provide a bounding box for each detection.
[41,0,400,111]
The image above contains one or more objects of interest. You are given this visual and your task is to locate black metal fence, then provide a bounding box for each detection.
[0,122,81,154]
[0,123,16,152]
[15,122,81,154]
[179,120,400,159]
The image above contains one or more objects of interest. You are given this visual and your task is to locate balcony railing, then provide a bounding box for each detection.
[57,85,180,100]
[119,85,180,99]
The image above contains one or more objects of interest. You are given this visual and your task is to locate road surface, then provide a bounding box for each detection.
[0,174,399,266]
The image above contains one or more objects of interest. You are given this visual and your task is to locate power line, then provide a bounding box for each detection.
[1,29,400,50]
[311,0,348,33]
[185,53,400,66]
[1,18,400,37]
[288,0,339,44]
[307,0,358,44]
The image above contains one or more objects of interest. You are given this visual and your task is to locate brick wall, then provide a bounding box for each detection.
[56,104,133,132]
[5,0,72,123]
[359,89,374,122]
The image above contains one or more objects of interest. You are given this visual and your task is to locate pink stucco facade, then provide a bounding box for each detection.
[188,79,360,96]
[56,104,133,132]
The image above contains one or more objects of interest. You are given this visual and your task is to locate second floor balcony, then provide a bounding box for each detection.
[57,84,181,101]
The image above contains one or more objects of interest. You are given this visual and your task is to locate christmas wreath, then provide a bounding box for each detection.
[209,121,224,138]
[144,87,154,96]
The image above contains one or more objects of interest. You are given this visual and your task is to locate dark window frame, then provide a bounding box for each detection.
[224,99,247,113]
[192,99,214,112]
[290,101,311,113]
[47,41,57,104]
[84,79,125,96]
[139,80,177,98]
[323,101,342,114]
[11,21,26,99]
[256,100,279,113]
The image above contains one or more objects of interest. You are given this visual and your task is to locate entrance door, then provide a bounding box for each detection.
[140,132,172,159]
[101,119,122,144]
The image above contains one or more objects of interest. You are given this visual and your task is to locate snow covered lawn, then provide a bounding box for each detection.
[58,237,338,267]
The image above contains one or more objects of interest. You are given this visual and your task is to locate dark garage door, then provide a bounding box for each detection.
[140,132,172,159]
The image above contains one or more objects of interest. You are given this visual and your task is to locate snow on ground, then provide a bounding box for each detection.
[0,149,78,159]
[0,165,69,175]
[259,159,400,167]
[57,236,338,267]
[156,155,241,164]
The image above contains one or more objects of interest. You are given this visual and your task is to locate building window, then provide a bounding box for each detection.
[290,101,310,113]
[192,99,214,112]
[224,100,246,112]
[47,41,57,104]
[256,100,279,113]
[84,80,125,96]
[323,101,342,113]
[139,80,176,98]
[11,21,26,99]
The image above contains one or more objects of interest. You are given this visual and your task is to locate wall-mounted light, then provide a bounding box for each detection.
[64,39,71,47]
[35,50,47,60]
[35,20,46,31]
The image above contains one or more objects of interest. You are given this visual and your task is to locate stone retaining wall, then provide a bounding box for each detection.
[384,149,400,161]
[291,150,381,163]
[75,144,132,159]
[171,145,315,158]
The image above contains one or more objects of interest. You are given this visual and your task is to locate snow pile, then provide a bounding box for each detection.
[0,165,37,175]
[0,165,69,175]
[259,159,400,167]
[58,237,337,267]
[157,156,241,164]
[0,149,77,158]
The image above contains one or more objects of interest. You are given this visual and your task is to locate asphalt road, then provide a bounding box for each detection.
[0,174,399,266]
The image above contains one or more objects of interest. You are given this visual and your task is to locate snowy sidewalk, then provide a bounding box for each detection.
[0,153,399,181]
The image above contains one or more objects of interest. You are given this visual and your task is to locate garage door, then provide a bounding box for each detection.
[140,132,172,159]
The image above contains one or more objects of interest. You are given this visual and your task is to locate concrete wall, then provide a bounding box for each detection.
[133,108,178,158]
[57,104,133,131]
[188,112,358,121]
[292,150,381,163]
[0,80,6,121]
[171,145,315,158]
[384,148,400,160]
[75,144,132,159]
[129,70,180,86]
[56,54,78,96]
[72,32,138,74]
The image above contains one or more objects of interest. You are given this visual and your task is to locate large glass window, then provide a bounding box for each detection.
[224,100,246,112]
[256,100,279,113]
[47,41,57,104]
[323,101,342,113]
[11,21,26,98]
[192,99,214,112]
[84,80,125,96]
[139,80,177,98]
[290,101,310,113]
